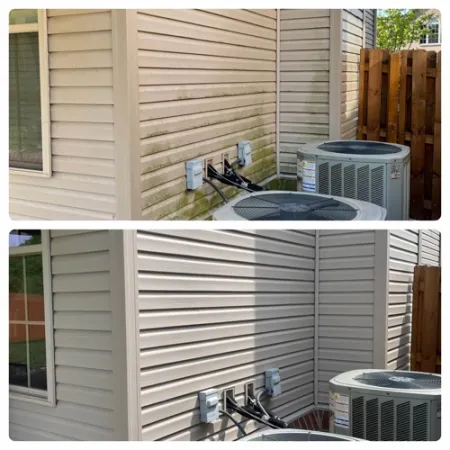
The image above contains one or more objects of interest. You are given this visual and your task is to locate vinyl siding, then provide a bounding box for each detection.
[421,230,440,266]
[387,230,419,370]
[136,230,316,440]
[137,10,277,220]
[9,10,117,220]
[279,10,330,176]
[364,9,377,48]
[10,230,119,440]
[318,230,376,406]
[341,9,364,140]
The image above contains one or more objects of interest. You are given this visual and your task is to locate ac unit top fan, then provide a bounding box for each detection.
[330,369,441,397]
[299,140,410,162]
[212,191,386,221]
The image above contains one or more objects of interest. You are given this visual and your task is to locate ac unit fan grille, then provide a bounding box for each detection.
[317,141,402,155]
[232,193,358,221]
[353,371,441,390]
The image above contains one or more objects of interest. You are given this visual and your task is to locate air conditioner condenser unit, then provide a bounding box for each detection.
[329,369,441,441]
[297,140,410,220]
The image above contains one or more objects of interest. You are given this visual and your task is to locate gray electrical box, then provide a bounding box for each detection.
[238,141,252,166]
[186,159,203,190]
[199,388,220,423]
[265,368,281,397]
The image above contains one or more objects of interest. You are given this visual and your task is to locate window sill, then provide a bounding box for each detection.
[9,390,56,407]
[9,167,51,178]
[420,43,441,47]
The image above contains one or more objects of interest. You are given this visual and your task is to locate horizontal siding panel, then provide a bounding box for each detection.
[318,231,376,394]
[140,318,314,349]
[10,229,117,441]
[140,305,314,329]
[47,12,112,34]
[138,14,275,50]
[9,10,116,220]
[136,230,315,439]
[138,10,276,219]
[138,10,276,41]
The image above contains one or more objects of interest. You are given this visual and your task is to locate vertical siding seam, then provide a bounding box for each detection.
[123,230,142,440]
[276,9,280,178]
[373,230,389,368]
[108,230,129,440]
[111,9,140,219]
[314,230,319,407]
[329,9,342,139]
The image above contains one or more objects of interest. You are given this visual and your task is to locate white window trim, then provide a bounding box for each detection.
[9,9,52,178]
[9,231,55,406]
[420,17,441,46]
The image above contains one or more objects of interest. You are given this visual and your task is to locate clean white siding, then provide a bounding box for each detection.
[10,231,118,440]
[364,9,377,48]
[341,9,364,139]
[421,230,440,266]
[387,230,419,370]
[136,10,277,219]
[136,230,316,440]
[318,230,376,406]
[9,10,117,220]
[279,10,330,176]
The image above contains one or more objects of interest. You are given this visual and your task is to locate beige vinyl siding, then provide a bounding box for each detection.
[136,230,316,440]
[387,230,419,370]
[317,230,376,406]
[279,10,330,176]
[10,231,118,441]
[9,10,117,220]
[341,9,364,140]
[137,10,277,220]
[364,9,377,48]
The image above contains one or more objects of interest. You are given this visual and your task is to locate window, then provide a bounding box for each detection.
[9,230,55,405]
[9,10,51,175]
[420,17,441,45]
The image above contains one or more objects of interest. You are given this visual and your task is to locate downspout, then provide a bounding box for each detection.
[314,230,320,407]
[276,8,281,179]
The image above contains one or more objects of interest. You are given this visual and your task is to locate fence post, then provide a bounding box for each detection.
[386,53,401,143]
[432,52,441,219]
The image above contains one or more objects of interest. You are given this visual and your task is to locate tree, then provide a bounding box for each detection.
[377,9,436,51]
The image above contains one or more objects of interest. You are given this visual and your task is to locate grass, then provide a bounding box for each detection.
[10,339,46,369]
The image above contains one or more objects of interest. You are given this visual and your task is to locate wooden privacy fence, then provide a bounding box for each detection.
[357,49,441,220]
[411,266,441,374]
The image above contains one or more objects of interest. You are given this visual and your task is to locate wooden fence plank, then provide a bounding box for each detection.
[357,48,368,140]
[356,48,441,219]
[420,267,440,372]
[387,53,401,142]
[410,51,427,219]
[411,266,441,374]
[366,49,383,140]
[432,52,441,220]
[398,52,408,145]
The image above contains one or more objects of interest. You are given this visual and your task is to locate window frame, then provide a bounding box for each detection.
[9,230,55,406]
[420,17,441,46]
[9,9,52,178]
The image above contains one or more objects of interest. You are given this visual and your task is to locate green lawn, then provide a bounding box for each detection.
[10,339,46,369]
